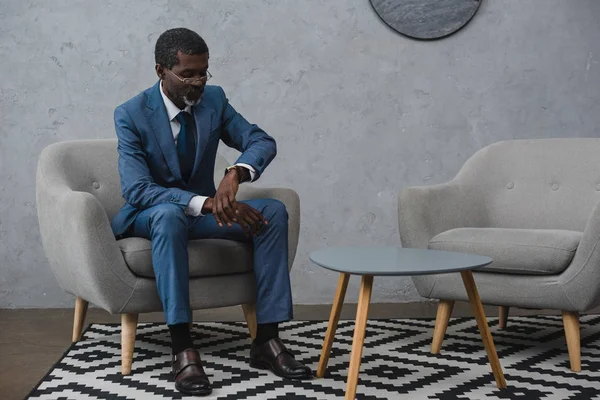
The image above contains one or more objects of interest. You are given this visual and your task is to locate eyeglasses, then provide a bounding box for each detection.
[166,68,212,85]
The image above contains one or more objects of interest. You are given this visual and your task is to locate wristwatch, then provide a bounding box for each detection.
[225,165,249,183]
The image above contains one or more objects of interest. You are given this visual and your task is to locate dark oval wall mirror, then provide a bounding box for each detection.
[370,0,482,40]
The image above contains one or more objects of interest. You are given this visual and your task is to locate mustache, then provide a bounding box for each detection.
[184,87,203,96]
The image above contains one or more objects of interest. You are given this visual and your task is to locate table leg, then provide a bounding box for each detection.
[431,299,454,354]
[460,270,507,389]
[317,273,350,378]
[345,275,374,400]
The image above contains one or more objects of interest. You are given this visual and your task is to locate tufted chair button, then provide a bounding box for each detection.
[551,183,559,191]
[507,182,514,189]
[92,182,100,189]
[596,184,600,191]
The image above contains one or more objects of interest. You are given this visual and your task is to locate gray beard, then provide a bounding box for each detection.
[183,95,200,107]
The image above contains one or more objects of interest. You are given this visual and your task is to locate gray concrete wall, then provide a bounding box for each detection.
[1,0,599,308]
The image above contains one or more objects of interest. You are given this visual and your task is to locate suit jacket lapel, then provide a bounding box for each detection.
[145,81,182,181]
[190,101,215,178]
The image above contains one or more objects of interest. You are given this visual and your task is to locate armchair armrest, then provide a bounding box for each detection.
[561,199,600,311]
[37,184,137,313]
[237,186,300,270]
[398,181,486,249]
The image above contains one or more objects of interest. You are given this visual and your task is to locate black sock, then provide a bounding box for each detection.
[255,323,279,345]
[168,323,194,355]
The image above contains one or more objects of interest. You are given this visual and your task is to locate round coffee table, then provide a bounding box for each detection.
[310,246,506,400]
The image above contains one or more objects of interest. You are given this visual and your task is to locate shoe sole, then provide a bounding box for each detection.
[174,383,213,396]
[250,359,314,380]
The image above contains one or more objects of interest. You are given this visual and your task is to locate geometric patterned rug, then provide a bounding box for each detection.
[27,315,600,399]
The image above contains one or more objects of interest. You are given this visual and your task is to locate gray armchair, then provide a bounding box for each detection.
[398,138,600,372]
[36,139,300,374]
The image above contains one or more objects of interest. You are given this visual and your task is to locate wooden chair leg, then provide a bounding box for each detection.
[72,297,89,342]
[498,306,509,329]
[121,313,139,375]
[562,311,581,372]
[461,271,507,389]
[317,273,350,378]
[242,303,258,340]
[345,275,374,400]
[431,300,454,354]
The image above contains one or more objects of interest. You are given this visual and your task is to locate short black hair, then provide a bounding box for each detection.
[155,28,209,69]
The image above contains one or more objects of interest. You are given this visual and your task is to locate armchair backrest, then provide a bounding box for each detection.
[36,139,229,221]
[456,138,600,231]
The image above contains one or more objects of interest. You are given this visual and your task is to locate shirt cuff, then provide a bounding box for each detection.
[185,196,209,217]
[234,163,256,182]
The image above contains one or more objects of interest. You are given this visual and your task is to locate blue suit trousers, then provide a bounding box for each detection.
[128,198,293,326]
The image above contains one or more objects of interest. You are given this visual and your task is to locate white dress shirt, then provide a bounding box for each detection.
[159,82,255,217]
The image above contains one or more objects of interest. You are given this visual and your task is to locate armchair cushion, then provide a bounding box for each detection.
[119,238,253,278]
[428,228,582,275]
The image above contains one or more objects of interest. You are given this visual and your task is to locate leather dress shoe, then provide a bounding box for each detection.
[172,348,212,396]
[250,338,313,380]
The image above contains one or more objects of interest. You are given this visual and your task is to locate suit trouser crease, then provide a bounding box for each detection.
[129,199,293,326]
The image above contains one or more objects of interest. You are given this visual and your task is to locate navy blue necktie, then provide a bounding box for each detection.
[175,111,196,182]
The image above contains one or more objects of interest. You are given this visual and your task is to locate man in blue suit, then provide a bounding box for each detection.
[111,28,312,396]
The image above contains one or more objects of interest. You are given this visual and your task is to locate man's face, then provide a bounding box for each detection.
[157,51,209,107]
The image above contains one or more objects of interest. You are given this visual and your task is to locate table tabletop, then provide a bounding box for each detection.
[309,246,492,276]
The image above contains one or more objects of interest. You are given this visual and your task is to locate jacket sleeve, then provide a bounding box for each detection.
[217,87,277,180]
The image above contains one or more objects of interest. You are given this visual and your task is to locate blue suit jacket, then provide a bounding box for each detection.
[110,81,277,237]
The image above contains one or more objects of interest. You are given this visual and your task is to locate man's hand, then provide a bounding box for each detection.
[236,203,268,237]
[213,168,240,227]
[203,197,267,236]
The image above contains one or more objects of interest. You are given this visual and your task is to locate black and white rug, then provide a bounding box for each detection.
[28,316,600,399]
